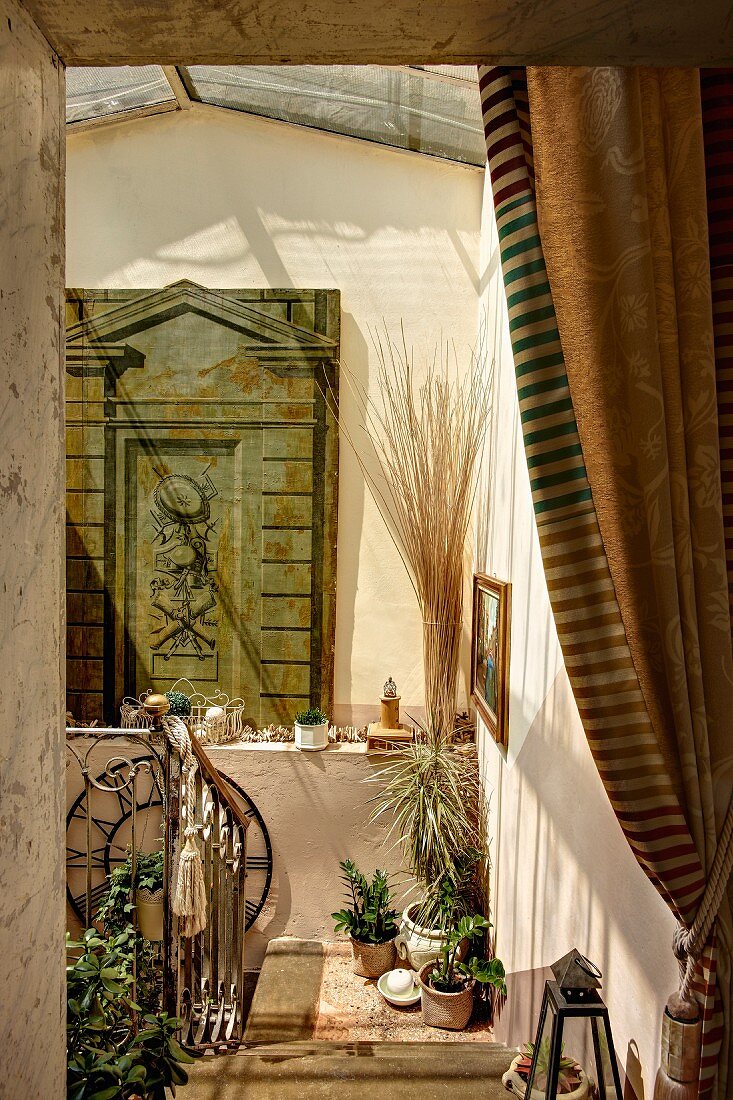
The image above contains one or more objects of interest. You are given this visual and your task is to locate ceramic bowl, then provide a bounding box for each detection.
[377,970,421,1007]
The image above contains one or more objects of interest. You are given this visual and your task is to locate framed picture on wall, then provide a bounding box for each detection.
[471,574,511,747]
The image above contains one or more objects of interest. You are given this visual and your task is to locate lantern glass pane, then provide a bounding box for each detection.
[594,1016,622,1096]
[526,1007,557,1098]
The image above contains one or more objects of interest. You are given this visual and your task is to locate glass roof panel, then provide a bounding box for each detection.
[414,65,478,82]
[184,65,485,166]
[66,66,175,124]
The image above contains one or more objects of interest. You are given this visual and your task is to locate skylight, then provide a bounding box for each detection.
[66,65,176,124]
[66,65,485,167]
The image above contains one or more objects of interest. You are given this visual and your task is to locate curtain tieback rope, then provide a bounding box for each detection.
[673,791,733,1002]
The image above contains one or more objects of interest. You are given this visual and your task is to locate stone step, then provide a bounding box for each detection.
[186,1040,514,1099]
[244,937,324,1044]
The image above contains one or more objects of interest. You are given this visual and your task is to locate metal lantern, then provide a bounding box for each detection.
[524,949,624,1100]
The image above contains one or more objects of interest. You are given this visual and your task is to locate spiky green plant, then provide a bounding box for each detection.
[295,707,328,725]
[370,738,486,928]
[164,689,191,717]
[522,1040,582,1094]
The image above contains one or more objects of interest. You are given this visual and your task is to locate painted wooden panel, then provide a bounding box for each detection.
[65,282,339,727]
[261,595,311,628]
[261,629,310,662]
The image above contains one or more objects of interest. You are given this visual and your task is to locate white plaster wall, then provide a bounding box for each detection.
[65,106,483,720]
[207,742,411,967]
[475,173,679,1094]
[0,1,66,1095]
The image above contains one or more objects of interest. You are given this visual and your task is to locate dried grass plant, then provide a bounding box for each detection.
[331,326,492,746]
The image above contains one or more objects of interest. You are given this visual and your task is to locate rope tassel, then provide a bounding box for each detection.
[162,714,208,939]
[173,828,207,938]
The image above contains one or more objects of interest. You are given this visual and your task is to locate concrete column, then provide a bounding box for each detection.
[0,1,65,1095]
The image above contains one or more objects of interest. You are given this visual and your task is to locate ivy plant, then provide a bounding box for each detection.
[331,859,399,945]
[97,849,164,935]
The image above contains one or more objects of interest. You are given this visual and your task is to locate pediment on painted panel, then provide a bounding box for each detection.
[65,281,338,357]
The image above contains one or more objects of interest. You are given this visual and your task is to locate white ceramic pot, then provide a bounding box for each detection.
[136,888,164,941]
[394,904,449,971]
[295,721,329,751]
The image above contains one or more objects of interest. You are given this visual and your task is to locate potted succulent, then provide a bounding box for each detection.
[294,706,329,751]
[502,1040,590,1099]
[331,859,399,978]
[416,911,506,1030]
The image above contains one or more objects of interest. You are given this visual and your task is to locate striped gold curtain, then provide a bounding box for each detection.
[479,66,733,1098]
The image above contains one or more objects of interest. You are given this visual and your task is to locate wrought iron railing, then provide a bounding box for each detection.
[65,718,249,1050]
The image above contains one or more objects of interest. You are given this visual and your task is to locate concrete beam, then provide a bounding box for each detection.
[20,0,733,67]
[0,1,66,1096]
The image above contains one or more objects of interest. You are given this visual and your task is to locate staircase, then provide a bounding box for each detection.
[66,719,513,1097]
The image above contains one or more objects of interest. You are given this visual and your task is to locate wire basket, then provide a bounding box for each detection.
[120,682,248,746]
[182,688,248,746]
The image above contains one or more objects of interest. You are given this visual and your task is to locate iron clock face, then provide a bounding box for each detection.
[66,755,273,932]
[66,753,163,924]
[216,771,273,930]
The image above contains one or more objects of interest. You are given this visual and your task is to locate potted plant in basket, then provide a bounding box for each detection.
[417,908,506,1031]
[294,706,329,751]
[331,859,399,978]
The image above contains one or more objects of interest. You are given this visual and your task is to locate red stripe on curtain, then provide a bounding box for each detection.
[702,69,733,623]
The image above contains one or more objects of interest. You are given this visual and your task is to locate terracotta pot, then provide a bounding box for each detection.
[350,935,397,978]
[417,961,475,1030]
[136,888,164,941]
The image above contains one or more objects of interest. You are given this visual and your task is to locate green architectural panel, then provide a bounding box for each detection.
[65,281,339,728]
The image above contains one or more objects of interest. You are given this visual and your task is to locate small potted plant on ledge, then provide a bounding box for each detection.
[332,859,399,978]
[294,706,329,751]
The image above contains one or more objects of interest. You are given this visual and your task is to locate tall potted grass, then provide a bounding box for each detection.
[333,326,492,747]
[372,736,487,968]
[334,327,494,967]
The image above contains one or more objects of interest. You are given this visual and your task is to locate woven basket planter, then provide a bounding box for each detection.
[417,962,475,1030]
[350,935,397,979]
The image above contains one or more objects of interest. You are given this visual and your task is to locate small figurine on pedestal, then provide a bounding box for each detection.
[367,677,413,752]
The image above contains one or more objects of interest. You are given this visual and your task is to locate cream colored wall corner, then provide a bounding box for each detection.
[475,168,678,1096]
[65,106,484,719]
[0,1,66,1095]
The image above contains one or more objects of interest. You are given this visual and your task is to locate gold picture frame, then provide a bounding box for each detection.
[471,574,511,747]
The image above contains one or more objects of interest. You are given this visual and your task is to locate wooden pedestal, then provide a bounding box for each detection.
[366,722,413,752]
